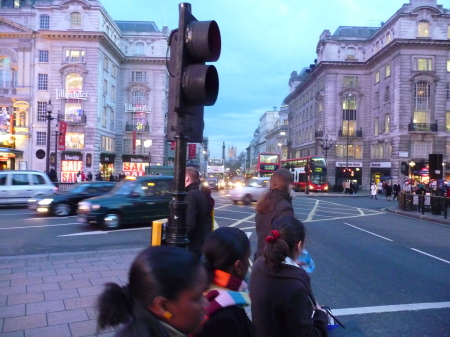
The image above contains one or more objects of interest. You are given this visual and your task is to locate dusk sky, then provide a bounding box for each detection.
[105,0,410,159]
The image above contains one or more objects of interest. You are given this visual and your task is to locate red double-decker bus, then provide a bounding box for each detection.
[281,156,328,192]
[251,153,281,177]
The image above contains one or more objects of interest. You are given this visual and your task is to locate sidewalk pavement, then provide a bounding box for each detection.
[1,195,450,337]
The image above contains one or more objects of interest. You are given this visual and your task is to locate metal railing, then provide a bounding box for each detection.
[408,122,437,132]
[58,114,87,125]
[338,129,363,137]
[399,191,449,219]
[125,123,149,132]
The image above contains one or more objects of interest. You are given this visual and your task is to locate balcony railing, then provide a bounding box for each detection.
[315,130,324,138]
[125,123,149,132]
[338,128,363,137]
[58,114,86,125]
[408,121,437,132]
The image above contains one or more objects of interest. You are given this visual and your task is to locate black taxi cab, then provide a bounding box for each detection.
[77,175,173,230]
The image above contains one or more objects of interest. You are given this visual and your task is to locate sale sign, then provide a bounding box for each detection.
[61,160,83,182]
[123,162,149,176]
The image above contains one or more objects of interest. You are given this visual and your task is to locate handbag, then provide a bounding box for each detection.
[321,306,345,331]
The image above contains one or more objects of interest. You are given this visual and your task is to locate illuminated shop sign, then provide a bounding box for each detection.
[56,89,88,100]
[124,104,151,113]
[122,162,149,176]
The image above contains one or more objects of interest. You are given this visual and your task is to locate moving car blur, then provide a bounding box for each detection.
[228,177,270,205]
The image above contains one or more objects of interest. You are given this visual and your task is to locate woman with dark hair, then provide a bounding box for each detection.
[254,168,294,260]
[250,215,328,337]
[195,227,255,337]
[97,246,208,337]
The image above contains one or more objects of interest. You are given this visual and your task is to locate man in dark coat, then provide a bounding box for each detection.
[185,167,209,258]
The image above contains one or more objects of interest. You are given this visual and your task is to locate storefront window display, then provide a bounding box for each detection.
[66,132,84,149]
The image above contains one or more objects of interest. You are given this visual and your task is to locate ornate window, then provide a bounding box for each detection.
[70,12,82,28]
[417,20,429,37]
[342,94,357,136]
[0,57,16,88]
[135,42,145,55]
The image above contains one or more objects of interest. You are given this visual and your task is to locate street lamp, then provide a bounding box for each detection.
[45,100,53,174]
[319,134,333,160]
[409,160,416,183]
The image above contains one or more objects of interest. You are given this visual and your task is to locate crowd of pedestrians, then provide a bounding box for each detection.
[94,167,330,337]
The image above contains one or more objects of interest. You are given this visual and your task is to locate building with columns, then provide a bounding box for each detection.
[0,0,169,181]
[283,0,450,190]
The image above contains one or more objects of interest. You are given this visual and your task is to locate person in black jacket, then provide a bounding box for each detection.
[254,168,294,260]
[185,167,210,258]
[96,246,209,337]
[195,227,255,337]
[250,215,328,337]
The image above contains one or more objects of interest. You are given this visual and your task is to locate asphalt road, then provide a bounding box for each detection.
[1,191,450,336]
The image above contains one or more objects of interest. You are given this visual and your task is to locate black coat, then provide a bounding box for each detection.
[186,182,210,257]
[254,198,294,260]
[195,305,255,337]
[250,258,328,337]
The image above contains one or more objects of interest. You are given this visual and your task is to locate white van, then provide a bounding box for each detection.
[0,170,57,205]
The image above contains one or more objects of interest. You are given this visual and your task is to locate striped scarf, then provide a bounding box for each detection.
[205,269,251,317]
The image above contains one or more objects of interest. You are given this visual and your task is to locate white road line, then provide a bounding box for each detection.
[245,231,252,239]
[410,248,450,265]
[305,200,320,222]
[357,208,365,215]
[25,216,76,220]
[229,214,255,227]
[0,223,79,230]
[333,301,450,316]
[343,222,393,241]
[305,212,383,223]
[239,226,256,230]
[58,226,152,237]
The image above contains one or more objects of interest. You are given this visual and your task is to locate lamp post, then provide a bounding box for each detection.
[409,160,416,184]
[45,100,53,174]
[319,134,333,160]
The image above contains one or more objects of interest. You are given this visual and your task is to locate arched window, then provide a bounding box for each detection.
[132,90,145,105]
[0,57,16,88]
[70,12,82,28]
[65,73,82,93]
[418,20,429,37]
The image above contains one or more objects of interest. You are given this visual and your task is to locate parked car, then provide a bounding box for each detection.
[77,175,173,230]
[228,177,270,205]
[28,181,115,216]
[0,170,57,206]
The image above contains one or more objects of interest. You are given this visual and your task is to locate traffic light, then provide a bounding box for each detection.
[167,3,221,143]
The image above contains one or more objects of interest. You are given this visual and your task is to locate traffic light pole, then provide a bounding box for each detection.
[166,134,189,248]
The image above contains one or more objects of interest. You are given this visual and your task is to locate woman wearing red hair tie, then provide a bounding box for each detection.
[250,214,328,337]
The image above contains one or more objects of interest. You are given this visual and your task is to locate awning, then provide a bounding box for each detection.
[0,147,23,156]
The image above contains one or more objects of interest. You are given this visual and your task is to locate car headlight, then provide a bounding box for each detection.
[38,198,54,205]
[203,181,209,187]
[78,202,91,211]
[91,204,101,210]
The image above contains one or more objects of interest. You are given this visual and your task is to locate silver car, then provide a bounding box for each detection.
[229,177,270,205]
[0,170,57,205]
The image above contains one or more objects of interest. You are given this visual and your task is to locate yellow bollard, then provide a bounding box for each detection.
[151,219,167,246]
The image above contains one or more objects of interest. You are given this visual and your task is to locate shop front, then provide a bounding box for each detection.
[0,147,23,170]
[370,162,392,185]
[100,153,116,178]
[335,161,363,191]
[122,154,149,177]
[60,152,83,182]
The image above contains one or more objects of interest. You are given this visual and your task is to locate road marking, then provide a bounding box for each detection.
[229,214,255,227]
[245,231,252,239]
[333,301,450,316]
[237,226,256,230]
[410,248,450,265]
[305,212,383,223]
[58,227,151,237]
[305,200,320,222]
[343,222,393,241]
[0,223,79,230]
[25,216,76,220]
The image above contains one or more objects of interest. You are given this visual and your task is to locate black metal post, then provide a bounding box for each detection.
[54,130,59,177]
[166,134,189,248]
[45,100,53,174]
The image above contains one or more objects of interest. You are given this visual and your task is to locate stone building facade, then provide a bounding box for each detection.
[0,0,169,181]
[284,0,450,190]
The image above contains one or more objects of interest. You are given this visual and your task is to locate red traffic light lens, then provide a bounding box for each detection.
[182,64,219,106]
[186,20,221,62]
